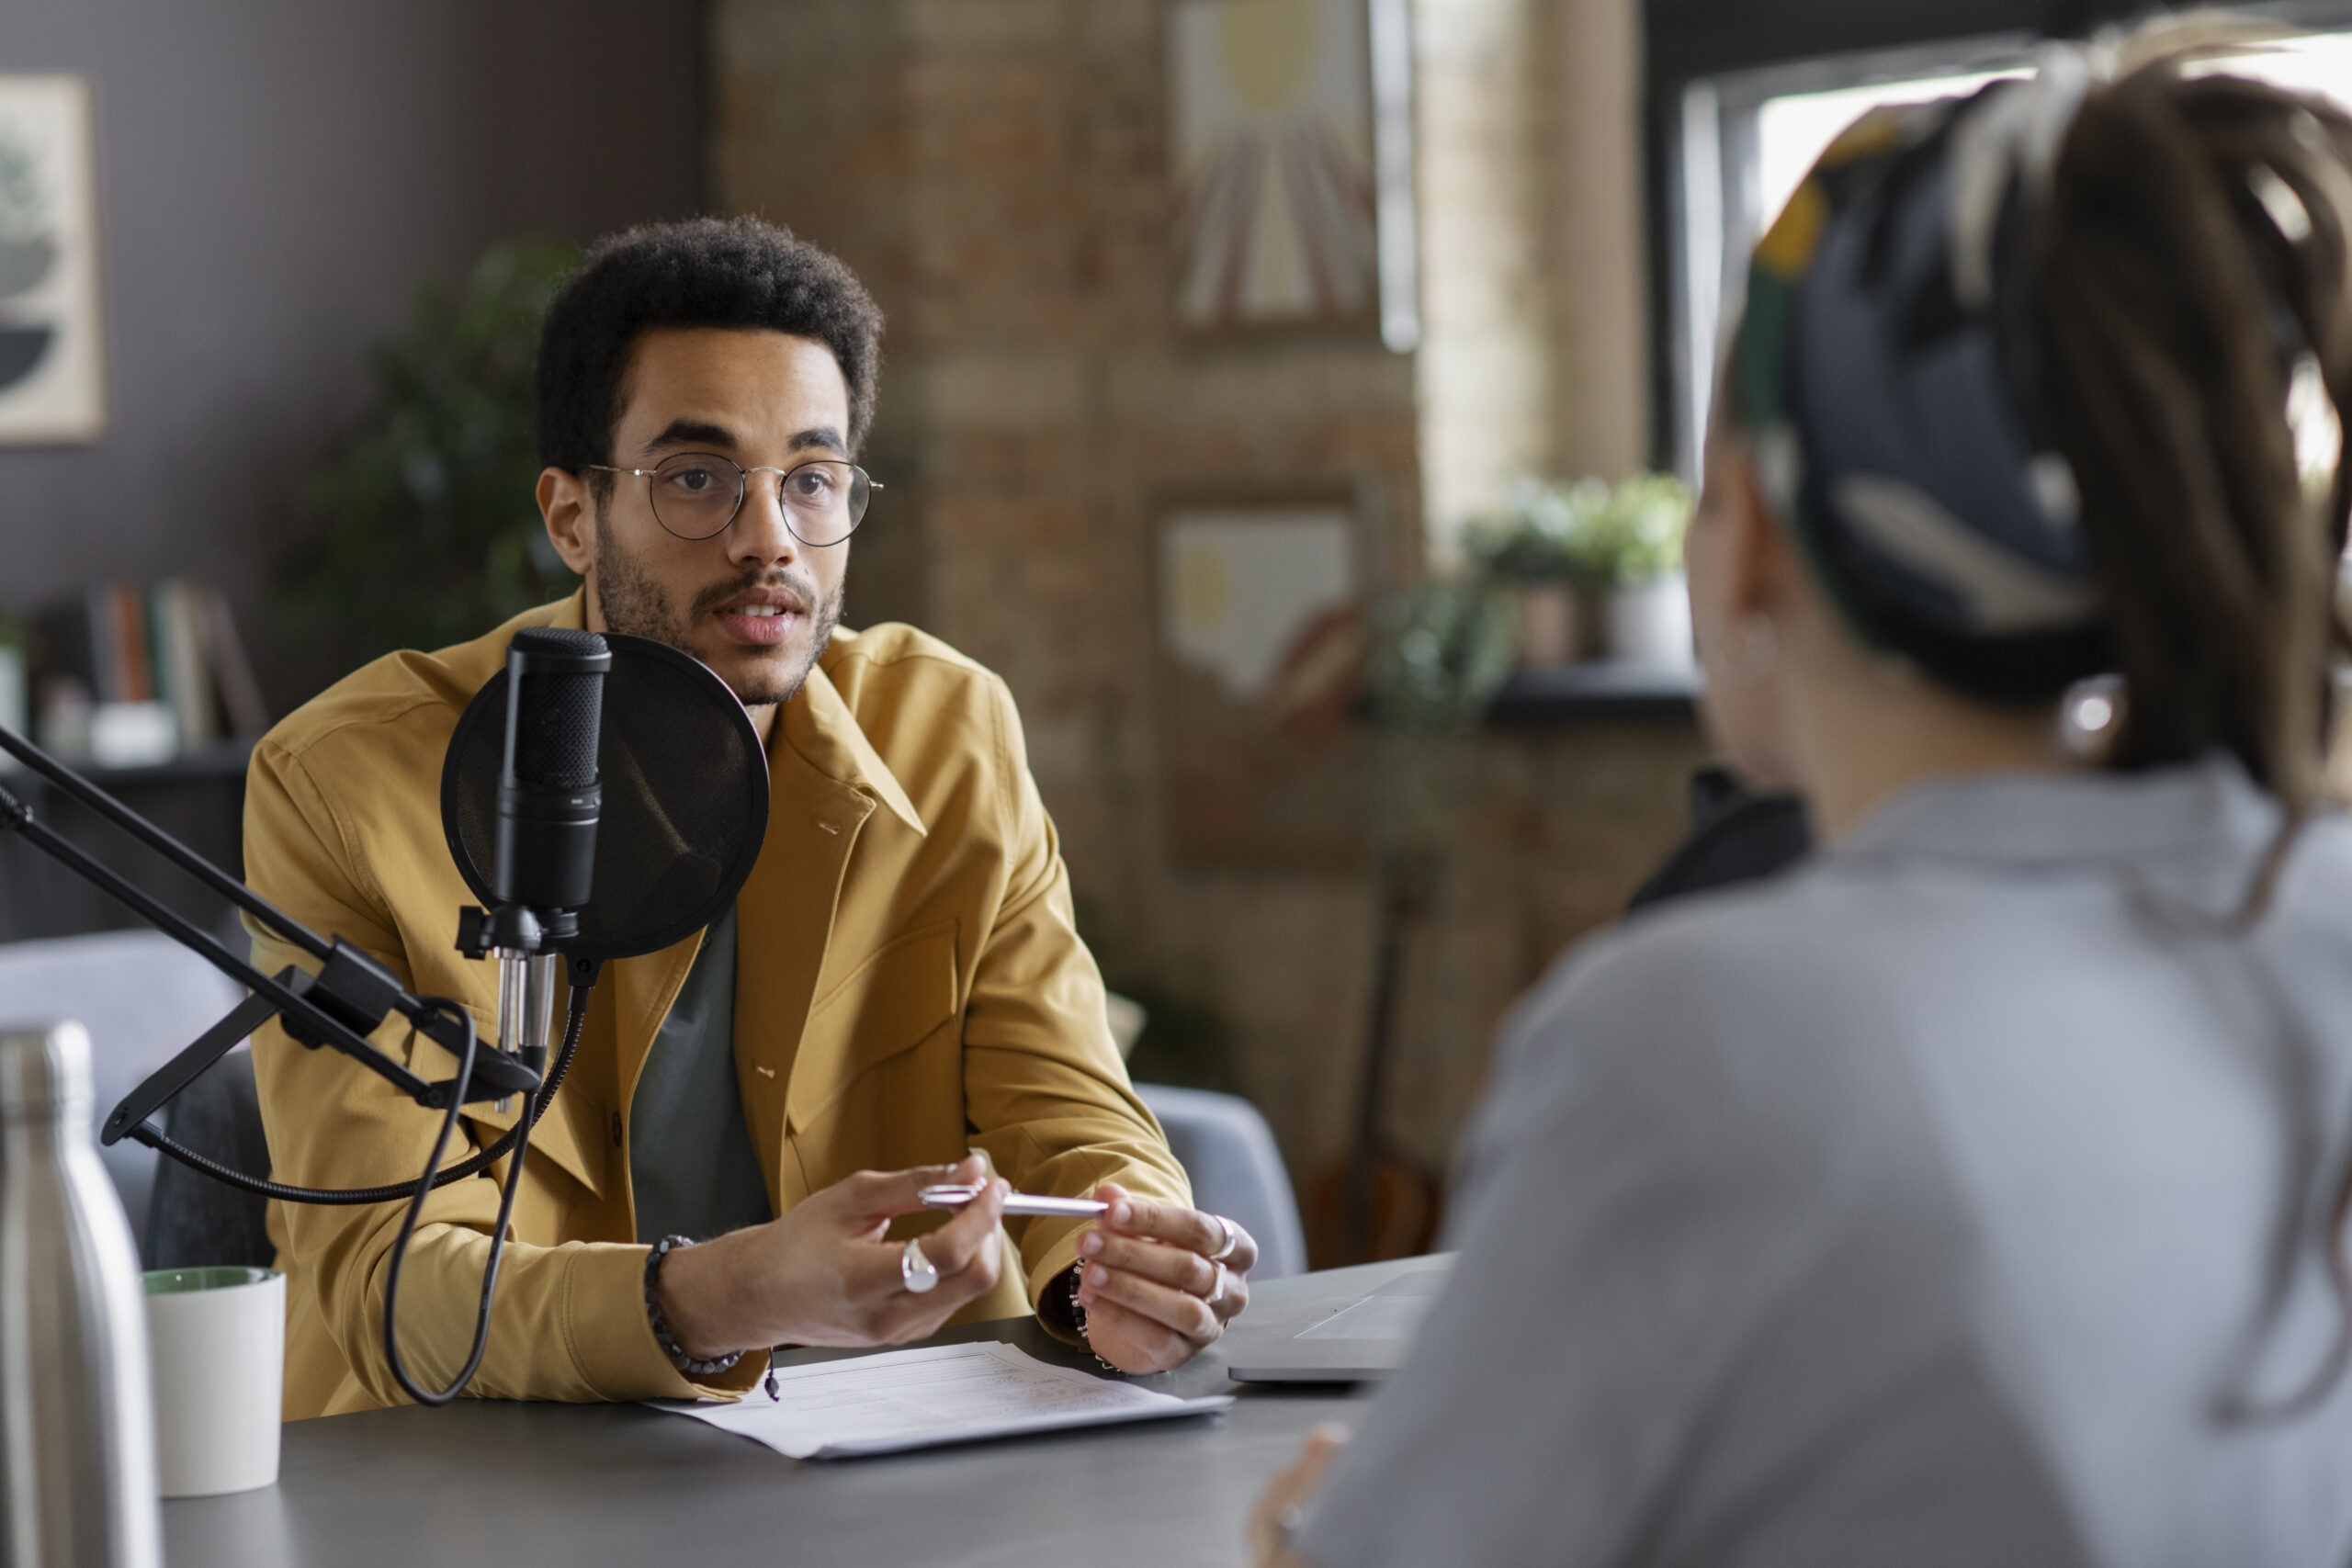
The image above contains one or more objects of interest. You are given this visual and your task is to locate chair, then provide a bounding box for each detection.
[0,930,243,1255]
[142,1049,275,1270]
[1135,1083,1308,1280]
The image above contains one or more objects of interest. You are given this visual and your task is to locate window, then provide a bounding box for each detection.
[1657,0,2352,479]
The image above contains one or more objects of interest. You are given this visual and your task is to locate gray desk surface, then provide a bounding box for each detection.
[162,1257,1443,1568]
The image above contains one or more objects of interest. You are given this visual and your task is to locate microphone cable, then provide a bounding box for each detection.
[377,996,514,1406]
[130,980,593,1205]
[130,981,596,1406]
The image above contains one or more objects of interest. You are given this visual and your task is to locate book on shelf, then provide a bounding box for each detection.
[31,581,270,757]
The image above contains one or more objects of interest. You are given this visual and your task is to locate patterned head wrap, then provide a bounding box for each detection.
[1727,48,2111,701]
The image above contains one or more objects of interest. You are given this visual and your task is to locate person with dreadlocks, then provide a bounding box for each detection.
[1247,26,2352,1568]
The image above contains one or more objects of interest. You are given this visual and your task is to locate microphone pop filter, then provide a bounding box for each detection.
[441,633,769,962]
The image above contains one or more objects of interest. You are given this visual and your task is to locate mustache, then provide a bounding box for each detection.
[691,568,821,617]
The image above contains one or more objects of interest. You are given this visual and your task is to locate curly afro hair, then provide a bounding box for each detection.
[536,216,884,479]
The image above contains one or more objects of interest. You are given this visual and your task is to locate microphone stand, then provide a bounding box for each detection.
[0,720,573,1404]
[0,725,537,1126]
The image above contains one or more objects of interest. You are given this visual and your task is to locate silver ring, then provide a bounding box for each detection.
[1206,1260,1227,1306]
[1207,1214,1240,1262]
[901,1237,940,1294]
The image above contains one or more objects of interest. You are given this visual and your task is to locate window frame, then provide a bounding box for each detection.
[1645,0,2352,479]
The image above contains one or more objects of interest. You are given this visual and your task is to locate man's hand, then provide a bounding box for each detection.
[1071,1180,1257,1373]
[1249,1425,1349,1567]
[655,1156,1007,1360]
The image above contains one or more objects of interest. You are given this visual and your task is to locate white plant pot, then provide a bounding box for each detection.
[1603,574,1693,668]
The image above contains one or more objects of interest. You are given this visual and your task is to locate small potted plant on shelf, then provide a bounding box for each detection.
[1460,479,1608,669]
[1584,472,1695,668]
[1464,473,1696,670]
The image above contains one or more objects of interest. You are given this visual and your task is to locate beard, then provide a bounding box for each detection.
[593,521,844,709]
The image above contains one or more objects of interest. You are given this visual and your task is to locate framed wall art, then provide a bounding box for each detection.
[1152,485,1379,872]
[1166,0,1419,348]
[0,74,106,444]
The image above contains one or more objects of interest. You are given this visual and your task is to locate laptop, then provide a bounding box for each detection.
[1222,1255,1453,1383]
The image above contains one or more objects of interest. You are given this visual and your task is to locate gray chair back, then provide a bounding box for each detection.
[142,1050,274,1270]
[0,931,244,1252]
[1135,1083,1307,1280]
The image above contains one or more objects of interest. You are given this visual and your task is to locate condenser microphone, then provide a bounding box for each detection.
[494,627,611,934]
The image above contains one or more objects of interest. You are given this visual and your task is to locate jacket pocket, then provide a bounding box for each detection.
[786,919,959,1129]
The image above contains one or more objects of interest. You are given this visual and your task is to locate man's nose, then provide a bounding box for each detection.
[727,469,802,569]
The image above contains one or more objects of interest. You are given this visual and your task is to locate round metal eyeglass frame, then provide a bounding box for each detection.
[582,453,881,546]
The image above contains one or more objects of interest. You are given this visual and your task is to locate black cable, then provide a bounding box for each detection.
[372,996,514,1406]
[131,986,593,1405]
[378,986,593,1406]
[355,994,479,1404]
[130,986,592,1205]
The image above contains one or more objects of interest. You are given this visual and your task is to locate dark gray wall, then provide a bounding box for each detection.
[0,0,705,683]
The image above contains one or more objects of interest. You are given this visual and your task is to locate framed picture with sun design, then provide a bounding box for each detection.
[1166,0,1419,347]
[0,74,106,445]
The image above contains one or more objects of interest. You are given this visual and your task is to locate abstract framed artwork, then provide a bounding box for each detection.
[0,74,106,444]
[1166,0,1418,347]
[1151,484,1378,871]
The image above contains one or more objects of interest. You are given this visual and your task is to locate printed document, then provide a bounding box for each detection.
[647,1341,1233,1460]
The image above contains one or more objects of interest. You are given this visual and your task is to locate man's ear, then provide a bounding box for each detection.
[538,467,598,578]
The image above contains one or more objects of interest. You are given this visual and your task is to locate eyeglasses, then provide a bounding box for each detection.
[582,453,880,546]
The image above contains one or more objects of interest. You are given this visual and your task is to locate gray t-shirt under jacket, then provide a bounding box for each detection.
[628,903,770,1245]
[1302,757,2352,1568]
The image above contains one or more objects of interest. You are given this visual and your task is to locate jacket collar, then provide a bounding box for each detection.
[777,652,927,837]
[552,590,926,838]
[1827,753,2293,917]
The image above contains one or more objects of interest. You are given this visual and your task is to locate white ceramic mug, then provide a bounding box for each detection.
[142,1266,284,1497]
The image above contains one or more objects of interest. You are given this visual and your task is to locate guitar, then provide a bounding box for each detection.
[1306,853,1442,1266]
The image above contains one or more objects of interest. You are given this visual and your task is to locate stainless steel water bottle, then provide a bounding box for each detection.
[0,1020,161,1568]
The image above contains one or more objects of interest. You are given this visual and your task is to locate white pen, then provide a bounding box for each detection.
[918,1182,1108,1218]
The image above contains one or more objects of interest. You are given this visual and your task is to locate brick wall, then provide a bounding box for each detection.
[712,0,1703,1242]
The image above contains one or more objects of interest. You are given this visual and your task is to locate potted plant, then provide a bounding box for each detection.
[1460,479,1609,668]
[274,237,582,695]
[1583,473,1695,668]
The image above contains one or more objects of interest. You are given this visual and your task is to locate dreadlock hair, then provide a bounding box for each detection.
[2035,52,2352,818]
[2033,43,2352,1420]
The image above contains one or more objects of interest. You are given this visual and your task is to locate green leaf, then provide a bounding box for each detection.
[1463,471,1693,588]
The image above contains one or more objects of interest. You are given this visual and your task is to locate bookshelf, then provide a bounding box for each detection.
[1,577,269,946]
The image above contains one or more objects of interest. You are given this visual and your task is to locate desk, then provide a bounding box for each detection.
[163,1258,1432,1568]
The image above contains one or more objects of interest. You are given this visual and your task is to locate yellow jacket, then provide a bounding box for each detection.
[245,593,1186,1418]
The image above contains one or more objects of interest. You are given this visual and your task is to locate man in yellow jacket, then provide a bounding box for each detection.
[250,217,1257,1418]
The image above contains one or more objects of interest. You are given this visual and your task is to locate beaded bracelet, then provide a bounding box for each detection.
[1068,1262,1124,1375]
[644,1235,744,1377]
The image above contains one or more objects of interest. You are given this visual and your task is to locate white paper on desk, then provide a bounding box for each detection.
[646,1341,1234,1461]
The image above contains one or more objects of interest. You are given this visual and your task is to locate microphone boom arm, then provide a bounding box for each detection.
[0,726,537,1153]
